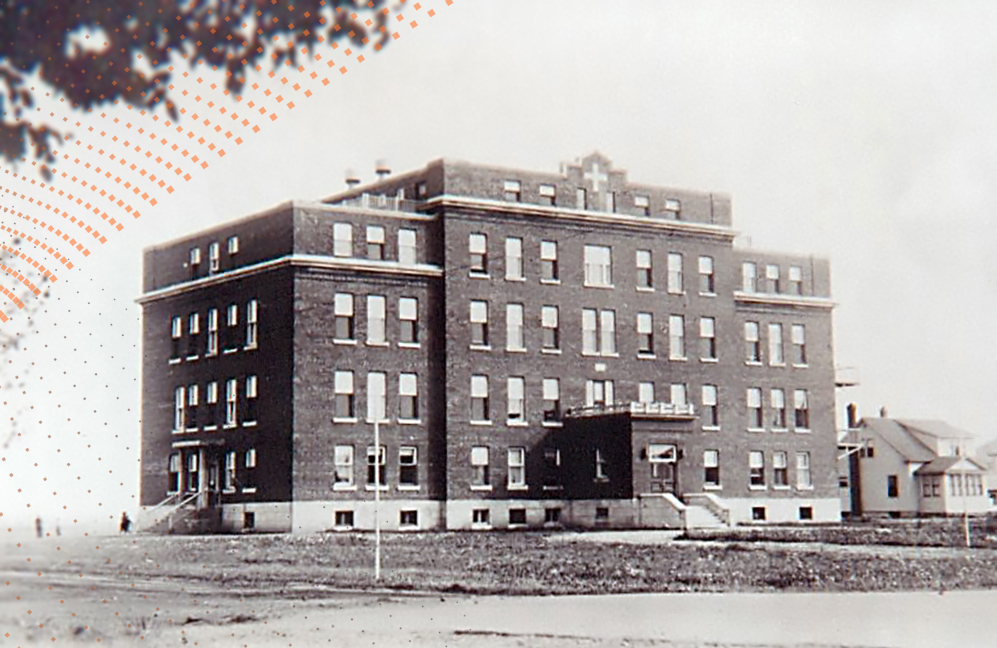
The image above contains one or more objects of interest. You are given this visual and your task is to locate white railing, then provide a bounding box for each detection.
[332,193,421,213]
[565,401,696,419]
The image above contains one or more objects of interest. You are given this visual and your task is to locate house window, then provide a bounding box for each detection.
[335,510,355,528]
[469,233,488,275]
[794,390,810,429]
[471,375,490,422]
[186,453,199,491]
[595,507,610,521]
[768,323,784,365]
[542,378,561,423]
[471,446,490,487]
[168,454,181,492]
[667,253,683,294]
[506,303,525,351]
[670,383,687,406]
[187,313,201,358]
[702,385,719,428]
[797,452,813,489]
[333,223,353,257]
[765,264,780,293]
[367,372,387,422]
[333,445,354,487]
[664,198,681,218]
[245,375,258,424]
[542,448,562,489]
[541,306,560,350]
[470,300,489,347]
[789,265,803,295]
[399,373,418,421]
[887,475,899,498]
[399,297,419,344]
[398,228,417,265]
[170,316,182,361]
[636,250,653,289]
[595,449,609,480]
[600,309,616,355]
[747,388,763,429]
[507,376,525,423]
[749,451,765,487]
[174,386,186,431]
[225,379,238,426]
[366,445,386,487]
[864,440,875,459]
[209,242,220,273]
[399,510,419,527]
[472,508,491,526]
[227,236,239,256]
[366,225,385,260]
[752,506,767,521]
[224,304,239,352]
[539,183,557,206]
[205,382,218,427]
[189,247,202,270]
[417,181,428,198]
[636,312,654,356]
[770,388,787,429]
[799,506,813,521]
[773,451,788,487]
[503,179,521,202]
[367,295,386,345]
[540,240,559,281]
[245,299,258,350]
[742,262,758,293]
[582,309,598,354]
[206,309,219,356]
[246,448,257,469]
[668,315,685,360]
[505,237,524,280]
[634,194,650,216]
[704,450,720,487]
[605,191,616,213]
[509,509,527,526]
[583,244,612,287]
[791,324,807,365]
[224,451,237,492]
[334,371,356,419]
[583,308,617,356]
[699,256,715,294]
[399,446,418,487]
[334,293,355,342]
[585,379,614,408]
[638,381,655,404]
[576,187,587,210]
[699,317,716,360]
[508,447,526,488]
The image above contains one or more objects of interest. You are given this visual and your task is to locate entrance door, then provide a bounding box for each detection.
[648,443,678,494]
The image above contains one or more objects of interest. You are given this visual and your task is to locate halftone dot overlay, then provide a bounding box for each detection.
[1,0,457,644]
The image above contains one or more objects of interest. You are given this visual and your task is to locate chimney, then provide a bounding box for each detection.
[375,159,391,180]
[345,168,361,188]
[879,406,888,418]
[846,403,858,429]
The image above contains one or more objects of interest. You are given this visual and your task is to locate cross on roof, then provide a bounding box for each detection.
[583,161,608,195]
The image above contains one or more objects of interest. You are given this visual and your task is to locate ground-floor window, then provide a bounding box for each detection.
[509,508,527,526]
[472,508,491,526]
[243,511,256,530]
[751,506,767,521]
[168,454,181,492]
[335,510,355,528]
[799,506,813,520]
[399,510,418,528]
[595,506,609,522]
[544,507,561,525]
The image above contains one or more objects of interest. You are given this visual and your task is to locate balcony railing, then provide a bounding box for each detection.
[564,401,696,420]
[330,193,422,213]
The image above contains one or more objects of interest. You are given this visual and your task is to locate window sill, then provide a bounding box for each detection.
[699,292,717,298]
[365,418,392,425]
[398,418,422,426]
[469,420,493,426]
[542,421,564,428]
[470,485,493,492]
[583,283,615,290]
[635,286,655,293]
[666,290,686,296]
[469,344,492,352]
[184,427,199,433]
[397,485,420,491]
[541,348,562,355]
[771,427,788,434]
[744,360,763,366]
[241,487,257,494]
[223,348,239,355]
[222,488,237,495]
[469,272,490,279]
[773,484,791,490]
[398,342,421,349]
[669,356,688,362]
[333,417,359,424]
[797,485,814,491]
[185,355,200,362]
[749,485,767,491]
[542,485,564,492]
[333,484,357,492]
[172,429,185,435]
[505,276,526,283]
[601,352,620,359]
[637,353,656,360]
[594,477,610,484]
[168,358,182,365]
[540,279,561,286]
[700,357,719,364]
[704,484,722,491]
[769,362,787,368]
[203,425,218,432]
[747,427,766,433]
[505,347,527,354]
[243,421,258,428]
[244,345,258,352]
[702,426,721,432]
[507,420,529,427]
[364,485,390,492]
[471,523,493,530]
[205,351,218,359]
[507,485,529,491]
[792,363,809,369]
[795,428,812,434]
[366,341,390,348]
[334,339,358,346]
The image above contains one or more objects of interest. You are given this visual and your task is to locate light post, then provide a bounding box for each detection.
[374,416,382,580]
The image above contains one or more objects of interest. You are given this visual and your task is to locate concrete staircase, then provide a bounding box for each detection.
[683,503,727,529]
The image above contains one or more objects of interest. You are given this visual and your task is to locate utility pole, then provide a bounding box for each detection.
[374,417,382,580]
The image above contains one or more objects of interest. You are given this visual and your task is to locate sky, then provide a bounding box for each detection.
[3,0,997,532]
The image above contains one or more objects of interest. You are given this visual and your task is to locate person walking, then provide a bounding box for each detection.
[120,511,132,534]
[35,517,43,539]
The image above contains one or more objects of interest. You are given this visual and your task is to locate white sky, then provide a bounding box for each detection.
[4,0,997,532]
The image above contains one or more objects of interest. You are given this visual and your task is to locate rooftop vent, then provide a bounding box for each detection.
[375,159,391,179]
[345,168,361,188]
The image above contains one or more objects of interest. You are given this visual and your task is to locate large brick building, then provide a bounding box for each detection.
[138,152,839,532]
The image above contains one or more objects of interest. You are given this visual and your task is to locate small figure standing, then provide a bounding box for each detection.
[35,517,43,539]
[119,511,132,534]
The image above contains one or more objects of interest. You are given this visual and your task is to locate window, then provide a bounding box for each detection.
[206,309,219,356]
[638,381,655,404]
[189,247,201,268]
[636,250,653,289]
[667,253,683,294]
[472,509,491,526]
[543,448,562,489]
[539,183,557,206]
[600,309,616,355]
[747,388,763,429]
[399,446,418,487]
[205,382,218,427]
[366,445,386,487]
[503,179,521,202]
[664,198,682,218]
[584,308,618,356]
[186,453,199,491]
[752,506,767,521]
[636,312,654,355]
[702,385,719,428]
[605,191,616,213]
[704,450,720,487]
[791,324,807,365]
[417,181,428,199]
[334,371,356,419]
[398,297,419,345]
[224,451,237,492]
[507,377,525,423]
[576,187,587,210]
[742,262,757,293]
[865,439,875,459]
[399,373,418,421]
[469,233,488,274]
[765,264,780,293]
[470,301,489,347]
[509,509,527,525]
[542,378,561,423]
[508,447,526,488]
[506,303,525,351]
[634,194,650,216]
[245,299,258,350]
[399,510,418,527]
[170,316,182,360]
[794,389,810,429]
[366,225,385,260]
[773,451,788,487]
[595,449,609,480]
[670,383,687,406]
[187,313,201,357]
[367,372,387,422]
[789,265,803,295]
[333,445,354,488]
[668,315,685,360]
[209,242,220,272]
[595,507,610,521]
[174,386,186,431]
[246,448,257,469]
[224,304,239,352]
[334,293,355,342]
[168,454,181,492]
[367,295,386,345]
[583,244,612,287]
[799,506,813,521]
[471,375,490,422]
[335,510,354,527]
[798,453,813,489]
[582,309,598,354]
[699,256,715,294]
[471,446,490,487]
[505,237,523,280]
[585,379,614,408]
[540,240,559,282]
[541,306,559,351]
[699,317,716,360]
[333,223,352,257]
[227,236,239,256]
[768,323,783,365]
[224,378,238,426]
[745,321,761,363]
[749,451,765,487]
[245,375,258,424]
[398,229,417,265]
[770,389,786,429]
